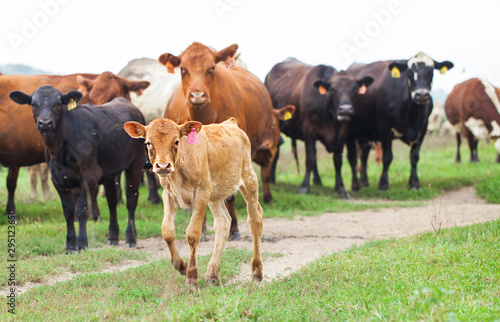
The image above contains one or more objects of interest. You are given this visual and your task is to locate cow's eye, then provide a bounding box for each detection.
[174,140,179,146]
[145,142,152,149]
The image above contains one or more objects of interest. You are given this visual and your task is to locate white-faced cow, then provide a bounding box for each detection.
[346,52,454,190]
[265,58,373,198]
[445,78,500,163]
[9,85,145,251]
[124,117,263,287]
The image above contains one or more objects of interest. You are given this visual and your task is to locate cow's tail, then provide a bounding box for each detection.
[292,138,299,174]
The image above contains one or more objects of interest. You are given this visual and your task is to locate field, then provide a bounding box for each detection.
[1,133,500,320]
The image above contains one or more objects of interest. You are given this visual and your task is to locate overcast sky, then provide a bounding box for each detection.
[1,0,499,92]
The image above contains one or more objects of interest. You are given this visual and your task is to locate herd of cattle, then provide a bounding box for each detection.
[2,42,500,285]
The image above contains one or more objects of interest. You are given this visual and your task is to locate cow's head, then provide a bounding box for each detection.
[9,85,82,134]
[388,52,454,105]
[77,71,150,105]
[313,71,374,121]
[124,118,202,177]
[158,42,238,107]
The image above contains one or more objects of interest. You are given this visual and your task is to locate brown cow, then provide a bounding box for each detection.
[159,42,294,239]
[0,73,97,214]
[445,78,500,163]
[124,117,263,287]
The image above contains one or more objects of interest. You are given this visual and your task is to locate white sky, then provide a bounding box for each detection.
[1,0,499,92]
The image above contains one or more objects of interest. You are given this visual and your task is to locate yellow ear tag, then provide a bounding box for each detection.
[440,66,448,75]
[284,111,292,121]
[68,99,77,110]
[391,66,400,78]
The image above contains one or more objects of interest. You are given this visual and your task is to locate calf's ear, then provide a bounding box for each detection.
[179,121,202,137]
[158,53,181,74]
[62,91,83,105]
[312,79,331,95]
[357,76,374,94]
[126,80,150,96]
[9,91,32,105]
[388,61,408,77]
[124,121,147,139]
[433,60,454,71]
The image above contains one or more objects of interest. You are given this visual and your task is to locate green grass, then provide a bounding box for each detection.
[2,220,498,321]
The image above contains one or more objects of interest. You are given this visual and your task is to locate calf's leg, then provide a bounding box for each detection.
[6,166,20,214]
[239,166,263,282]
[124,158,143,248]
[159,187,186,275]
[103,178,119,245]
[206,199,231,282]
[226,195,240,241]
[455,132,462,163]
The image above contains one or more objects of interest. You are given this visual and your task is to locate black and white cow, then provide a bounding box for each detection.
[9,85,145,251]
[346,52,454,190]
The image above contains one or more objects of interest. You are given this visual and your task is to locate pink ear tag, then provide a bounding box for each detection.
[187,128,199,144]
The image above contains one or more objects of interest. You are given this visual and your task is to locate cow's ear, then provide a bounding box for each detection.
[124,121,147,139]
[388,61,408,76]
[158,53,181,74]
[214,44,238,64]
[77,75,94,91]
[126,80,150,96]
[9,91,32,105]
[312,79,331,95]
[62,91,83,105]
[357,76,374,94]
[179,121,202,137]
[433,60,454,72]
[273,105,296,121]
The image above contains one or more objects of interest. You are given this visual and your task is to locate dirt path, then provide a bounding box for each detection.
[5,187,500,295]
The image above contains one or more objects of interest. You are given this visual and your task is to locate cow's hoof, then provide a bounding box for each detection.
[108,240,119,246]
[338,191,351,200]
[252,273,263,282]
[66,250,75,255]
[127,242,136,248]
[410,186,421,191]
[298,186,310,194]
[263,194,273,205]
[185,279,198,290]
[200,233,207,243]
[227,232,241,241]
[148,195,161,205]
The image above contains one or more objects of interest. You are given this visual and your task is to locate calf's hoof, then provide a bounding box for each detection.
[108,239,119,246]
[148,195,161,205]
[337,190,350,200]
[227,232,241,241]
[185,278,198,289]
[127,242,136,248]
[252,272,263,282]
[200,233,207,243]
[263,194,273,205]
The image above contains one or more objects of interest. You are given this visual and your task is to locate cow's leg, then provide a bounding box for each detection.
[103,178,119,246]
[185,189,210,287]
[455,132,462,163]
[75,178,98,251]
[226,195,240,241]
[378,138,393,191]
[239,165,263,281]
[40,163,52,200]
[260,153,274,205]
[269,138,281,184]
[6,167,20,214]
[146,171,161,204]
[496,152,500,163]
[346,136,361,192]
[464,128,479,162]
[299,130,317,194]
[159,186,186,275]
[409,141,422,190]
[124,159,143,248]
[206,199,231,282]
[28,165,38,200]
[54,185,77,252]
[333,122,350,199]
[359,141,371,187]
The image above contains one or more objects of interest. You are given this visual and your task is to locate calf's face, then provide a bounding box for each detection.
[9,85,82,133]
[158,42,238,106]
[124,119,202,177]
[313,72,373,121]
[388,52,454,106]
[78,72,150,105]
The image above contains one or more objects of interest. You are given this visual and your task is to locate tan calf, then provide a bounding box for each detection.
[124,117,263,286]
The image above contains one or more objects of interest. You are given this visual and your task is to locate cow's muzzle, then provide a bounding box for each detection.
[412,89,431,105]
[336,104,354,121]
[37,118,54,132]
[154,162,174,176]
[188,91,209,105]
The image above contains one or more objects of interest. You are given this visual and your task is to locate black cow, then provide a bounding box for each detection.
[9,85,145,251]
[265,58,373,198]
[346,52,454,190]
